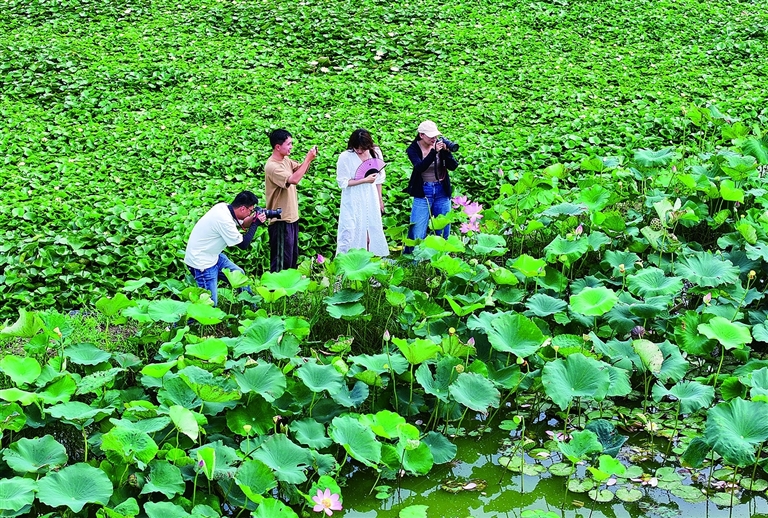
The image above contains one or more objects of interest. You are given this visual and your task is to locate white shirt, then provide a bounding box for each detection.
[335,150,389,257]
[184,203,243,270]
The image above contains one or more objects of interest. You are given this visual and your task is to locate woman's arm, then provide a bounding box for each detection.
[407,144,437,174]
[442,150,459,171]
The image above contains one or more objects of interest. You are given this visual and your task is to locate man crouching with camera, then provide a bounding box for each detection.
[184,191,267,306]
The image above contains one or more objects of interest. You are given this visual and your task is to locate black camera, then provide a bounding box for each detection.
[256,207,282,219]
[437,137,459,152]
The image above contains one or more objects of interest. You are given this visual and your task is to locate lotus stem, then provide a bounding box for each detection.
[749,442,765,489]
[455,407,470,437]
[664,401,681,463]
[713,345,726,391]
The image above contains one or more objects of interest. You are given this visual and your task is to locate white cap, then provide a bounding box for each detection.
[417,120,441,138]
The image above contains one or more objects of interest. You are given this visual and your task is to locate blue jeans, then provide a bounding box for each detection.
[188,253,250,306]
[405,182,451,253]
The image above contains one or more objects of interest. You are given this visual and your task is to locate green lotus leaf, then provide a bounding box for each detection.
[251,498,299,518]
[415,356,461,403]
[615,488,643,503]
[588,489,615,503]
[95,293,135,318]
[400,441,434,475]
[421,431,457,464]
[431,254,471,277]
[178,366,241,403]
[332,380,369,408]
[0,309,43,338]
[110,416,171,434]
[147,299,189,323]
[511,254,547,277]
[671,484,707,503]
[626,267,683,297]
[633,339,663,374]
[0,388,38,406]
[349,353,409,375]
[393,337,441,365]
[260,269,310,295]
[235,459,277,502]
[221,268,251,289]
[140,460,184,499]
[586,231,612,252]
[585,420,628,457]
[323,288,364,305]
[542,202,588,217]
[606,365,632,398]
[748,368,768,400]
[399,504,429,518]
[185,303,226,325]
[558,430,603,463]
[0,402,26,433]
[3,435,67,474]
[542,354,611,410]
[326,302,366,319]
[698,316,752,350]
[38,463,113,513]
[253,434,312,484]
[0,355,41,386]
[544,235,589,267]
[289,419,332,449]
[720,179,745,203]
[169,405,200,441]
[64,343,112,366]
[143,501,191,518]
[704,398,768,467]
[359,409,407,440]
[548,462,575,477]
[740,477,768,491]
[421,235,466,253]
[329,415,382,468]
[226,395,275,436]
[448,372,500,413]
[47,401,110,423]
[675,252,740,287]
[577,185,611,211]
[296,361,343,395]
[675,311,717,355]
[334,249,387,280]
[569,286,618,316]
[101,427,159,470]
[0,477,36,512]
[487,312,546,357]
[185,338,227,363]
[525,293,567,317]
[634,147,675,168]
[657,340,689,383]
[473,233,507,256]
[191,440,239,480]
[652,380,714,413]
[77,367,123,395]
[234,316,285,357]
[234,362,287,402]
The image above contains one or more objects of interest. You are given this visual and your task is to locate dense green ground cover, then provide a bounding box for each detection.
[2,0,768,316]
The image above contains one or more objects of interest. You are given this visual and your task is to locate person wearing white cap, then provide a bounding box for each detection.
[403,120,459,253]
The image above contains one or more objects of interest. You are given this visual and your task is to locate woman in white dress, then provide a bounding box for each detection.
[336,129,390,257]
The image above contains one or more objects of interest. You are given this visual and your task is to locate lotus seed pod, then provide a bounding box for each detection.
[749,270,756,280]
[455,364,465,373]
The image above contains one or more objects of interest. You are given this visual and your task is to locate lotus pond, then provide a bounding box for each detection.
[4,0,768,516]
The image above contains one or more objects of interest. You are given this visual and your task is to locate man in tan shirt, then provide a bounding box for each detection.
[264,129,317,272]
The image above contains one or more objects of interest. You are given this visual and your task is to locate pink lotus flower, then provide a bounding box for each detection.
[574,224,583,236]
[312,489,342,516]
[452,195,469,208]
[460,221,480,234]
[316,254,326,264]
[463,201,483,219]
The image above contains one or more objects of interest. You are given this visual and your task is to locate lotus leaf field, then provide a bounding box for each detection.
[3,0,768,516]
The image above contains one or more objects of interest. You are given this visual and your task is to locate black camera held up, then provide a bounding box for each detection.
[255,207,282,219]
[437,136,459,152]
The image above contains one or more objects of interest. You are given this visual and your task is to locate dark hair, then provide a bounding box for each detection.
[232,191,258,208]
[347,129,378,159]
[269,129,292,149]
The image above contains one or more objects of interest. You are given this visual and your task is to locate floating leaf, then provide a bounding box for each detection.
[38,463,113,513]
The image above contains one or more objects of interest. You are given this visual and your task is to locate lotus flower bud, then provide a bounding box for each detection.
[703,293,712,305]
[467,337,476,347]
[383,329,391,341]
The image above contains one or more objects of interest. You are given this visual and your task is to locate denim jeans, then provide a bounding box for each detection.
[188,253,250,306]
[405,181,451,253]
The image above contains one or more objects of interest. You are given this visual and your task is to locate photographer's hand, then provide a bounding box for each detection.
[435,140,446,153]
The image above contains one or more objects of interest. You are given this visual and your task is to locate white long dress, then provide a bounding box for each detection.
[336,149,390,257]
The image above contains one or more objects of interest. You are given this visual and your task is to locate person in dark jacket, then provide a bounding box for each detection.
[403,120,459,253]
